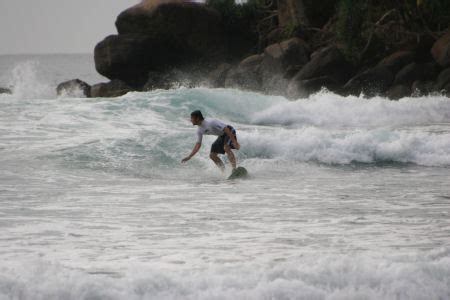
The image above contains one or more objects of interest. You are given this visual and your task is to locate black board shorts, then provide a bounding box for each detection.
[211,126,237,154]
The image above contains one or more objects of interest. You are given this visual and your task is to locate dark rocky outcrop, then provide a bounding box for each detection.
[143,69,195,90]
[412,80,435,96]
[115,1,226,57]
[435,68,450,90]
[377,51,415,74]
[94,34,180,88]
[431,31,450,68]
[56,79,91,97]
[259,38,310,94]
[224,66,261,91]
[288,75,339,98]
[208,63,232,88]
[95,1,234,88]
[394,63,424,86]
[342,67,393,97]
[0,87,12,94]
[386,84,411,100]
[90,80,132,98]
[86,0,450,100]
[293,46,353,85]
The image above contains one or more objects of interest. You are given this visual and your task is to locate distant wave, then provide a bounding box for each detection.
[250,91,450,128]
[241,127,450,166]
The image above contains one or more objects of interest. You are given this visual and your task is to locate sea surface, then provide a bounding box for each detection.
[1,54,450,299]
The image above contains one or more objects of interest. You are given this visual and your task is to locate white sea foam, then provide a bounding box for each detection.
[240,127,450,166]
[1,250,449,300]
[6,61,54,99]
[2,56,450,300]
[250,91,450,128]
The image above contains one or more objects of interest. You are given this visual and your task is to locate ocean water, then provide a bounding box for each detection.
[1,55,450,300]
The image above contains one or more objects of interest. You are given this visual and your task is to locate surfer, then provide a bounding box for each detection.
[181,110,240,171]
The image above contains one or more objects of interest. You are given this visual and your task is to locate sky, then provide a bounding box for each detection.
[0,0,140,54]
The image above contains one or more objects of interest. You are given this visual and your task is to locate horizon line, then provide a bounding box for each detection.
[0,52,93,56]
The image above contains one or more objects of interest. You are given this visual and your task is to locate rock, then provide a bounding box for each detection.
[442,83,450,96]
[278,0,338,28]
[90,80,132,98]
[412,80,435,96]
[435,68,450,90]
[259,38,310,94]
[377,50,415,74]
[222,55,264,91]
[422,62,440,80]
[224,67,261,91]
[394,63,425,86]
[208,63,232,88]
[284,65,303,79]
[266,28,283,45]
[0,87,12,94]
[261,38,309,71]
[94,34,178,87]
[294,46,353,85]
[386,85,411,100]
[431,31,450,67]
[143,69,193,90]
[287,75,339,98]
[280,38,310,67]
[115,1,226,59]
[56,79,91,97]
[95,2,234,87]
[238,54,263,72]
[342,67,393,97]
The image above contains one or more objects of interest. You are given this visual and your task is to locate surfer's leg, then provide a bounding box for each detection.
[224,145,236,170]
[210,152,225,171]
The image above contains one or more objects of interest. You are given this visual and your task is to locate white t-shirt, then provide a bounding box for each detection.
[196,118,227,144]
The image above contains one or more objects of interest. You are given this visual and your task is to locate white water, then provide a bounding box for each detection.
[1,55,450,299]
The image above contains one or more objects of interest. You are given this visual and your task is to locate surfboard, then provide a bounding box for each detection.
[227,166,248,180]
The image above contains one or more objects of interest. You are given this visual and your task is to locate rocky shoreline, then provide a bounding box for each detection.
[55,0,450,100]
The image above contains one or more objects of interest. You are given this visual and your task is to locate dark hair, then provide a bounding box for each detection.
[191,110,204,120]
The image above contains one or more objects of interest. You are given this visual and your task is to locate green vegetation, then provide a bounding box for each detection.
[206,0,267,34]
[206,0,277,51]
[335,0,450,64]
[335,0,372,63]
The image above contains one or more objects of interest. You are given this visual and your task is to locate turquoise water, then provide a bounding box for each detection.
[0,56,450,299]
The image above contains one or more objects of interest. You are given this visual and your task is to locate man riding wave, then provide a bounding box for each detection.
[181,110,240,171]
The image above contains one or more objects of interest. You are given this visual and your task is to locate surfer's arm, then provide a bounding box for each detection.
[181,142,201,163]
[223,127,240,150]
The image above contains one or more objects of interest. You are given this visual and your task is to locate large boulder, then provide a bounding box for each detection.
[394,63,424,86]
[143,69,195,90]
[412,80,435,96]
[259,38,310,94]
[0,87,12,94]
[223,54,263,91]
[377,51,415,74]
[94,34,179,87]
[435,68,450,90]
[208,63,232,88]
[287,75,339,98]
[386,85,411,100]
[293,46,353,85]
[260,38,310,72]
[342,67,394,97]
[431,31,450,67]
[56,79,91,97]
[115,2,225,55]
[90,80,132,98]
[95,2,231,87]
[224,67,261,91]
